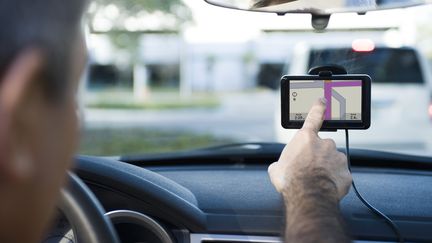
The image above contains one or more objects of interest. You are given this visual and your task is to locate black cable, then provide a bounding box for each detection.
[344,129,404,243]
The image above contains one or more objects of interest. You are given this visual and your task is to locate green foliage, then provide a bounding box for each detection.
[88,0,192,62]
[89,0,192,31]
[93,0,186,15]
[79,128,234,156]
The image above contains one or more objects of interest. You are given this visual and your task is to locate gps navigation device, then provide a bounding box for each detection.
[281,74,371,130]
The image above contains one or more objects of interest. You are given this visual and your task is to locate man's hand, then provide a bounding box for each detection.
[269,98,352,200]
[269,98,352,243]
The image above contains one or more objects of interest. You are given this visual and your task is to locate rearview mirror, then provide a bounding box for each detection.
[204,0,431,30]
[204,0,429,15]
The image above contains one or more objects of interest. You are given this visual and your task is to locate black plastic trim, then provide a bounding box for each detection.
[120,143,432,170]
[75,156,206,232]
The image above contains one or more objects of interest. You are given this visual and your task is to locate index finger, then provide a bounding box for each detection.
[302,98,327,133]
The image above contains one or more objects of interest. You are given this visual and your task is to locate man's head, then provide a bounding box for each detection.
[0,0,87,242]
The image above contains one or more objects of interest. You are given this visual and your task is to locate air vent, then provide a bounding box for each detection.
[190,234,281,243]
[191,234,390,243]
[202,241,271,243]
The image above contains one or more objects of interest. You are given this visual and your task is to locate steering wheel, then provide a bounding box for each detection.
[57,172,120,243]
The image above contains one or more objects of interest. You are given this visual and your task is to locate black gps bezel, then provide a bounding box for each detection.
[281,74,371,130]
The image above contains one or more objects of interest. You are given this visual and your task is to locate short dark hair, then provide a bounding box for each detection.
[0,0,88,100]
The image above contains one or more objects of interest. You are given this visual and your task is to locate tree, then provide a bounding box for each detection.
[86,0,192,94]
[88,0,192,32]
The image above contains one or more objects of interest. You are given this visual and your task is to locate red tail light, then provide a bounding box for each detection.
[352,39,375,52]
[428,103,432,120]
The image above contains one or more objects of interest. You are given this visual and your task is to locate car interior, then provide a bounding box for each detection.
[45,0,432,243]
[49,144,432,243]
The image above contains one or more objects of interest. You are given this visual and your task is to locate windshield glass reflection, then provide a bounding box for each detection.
[81,1,432,157]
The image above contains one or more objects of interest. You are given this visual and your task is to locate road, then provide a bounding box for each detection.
[84,91,278,142]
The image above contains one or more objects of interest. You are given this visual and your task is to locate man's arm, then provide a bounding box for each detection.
[268,98,352,243]
[283,169,350,242]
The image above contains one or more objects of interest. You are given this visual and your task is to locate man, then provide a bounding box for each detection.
[0,0,87,242]
[0,1,350,243]
[268,98,353,243]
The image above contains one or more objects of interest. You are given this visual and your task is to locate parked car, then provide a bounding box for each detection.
[276,42,432,154]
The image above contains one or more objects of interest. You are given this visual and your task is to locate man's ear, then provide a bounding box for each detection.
[0,49,45,181]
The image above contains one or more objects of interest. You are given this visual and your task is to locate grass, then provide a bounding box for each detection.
[79,128,235,156]
[86,98,219,110]
[84,89,220,110]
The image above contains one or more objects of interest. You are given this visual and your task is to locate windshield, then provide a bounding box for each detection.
[81,1,432,157]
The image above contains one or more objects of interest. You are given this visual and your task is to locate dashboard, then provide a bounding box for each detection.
[71,145,432,243]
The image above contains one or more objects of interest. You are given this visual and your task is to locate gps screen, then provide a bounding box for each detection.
[289,79,362,121]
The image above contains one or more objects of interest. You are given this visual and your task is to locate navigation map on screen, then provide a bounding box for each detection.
[289,80,362,121]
